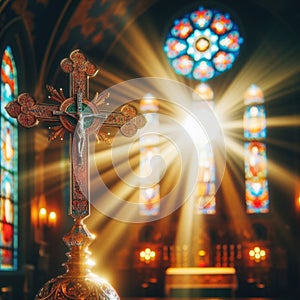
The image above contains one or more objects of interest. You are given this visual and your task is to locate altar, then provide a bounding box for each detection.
[165,267,238,297]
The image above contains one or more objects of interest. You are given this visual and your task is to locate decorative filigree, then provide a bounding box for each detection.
[5,93,59,127]
[5,49,146,300]
[46,85,66,103]
[35,276,119,300]
[34,219,120,300]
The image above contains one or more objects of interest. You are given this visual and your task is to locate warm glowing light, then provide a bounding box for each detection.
[249,246,267,263]
[139,247,156,263]
[4,128,14,161]
[296,195,300,211]
[83,10,299,274]
[39,207,47,226]
[182,115,209,146]
[4,199,13,223]
[195,37,210,52]
[38,207,57,228]
[198,250,206,256]
[87,258,96,267]
[48,211,57,227]
[194,83,214,101]
[250,106,259,117]
[5,181,11,199]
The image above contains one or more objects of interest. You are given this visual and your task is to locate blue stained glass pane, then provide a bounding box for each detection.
[246,180,269,213]
[193,60,215,81]
[244,142,267,180]
[13,249,18,269]
[190,8,213,29]
[244,105,266,139]
[210,13,233,34]
[171,18,193,39]
[164,38,187,59]
[1,45,18,271]
[1,171,14,201]
[172,55,194,76]
[219,31,242,51]
[1,121,17,170]
[139,185,160,216]
[213,51,235,72]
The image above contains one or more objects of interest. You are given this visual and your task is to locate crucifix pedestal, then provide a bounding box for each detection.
[6,50,145,300]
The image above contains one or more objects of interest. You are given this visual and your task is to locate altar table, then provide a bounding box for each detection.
[164,267,238,297]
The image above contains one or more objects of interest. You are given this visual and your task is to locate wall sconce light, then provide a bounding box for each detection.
[38,207,57,228]
[296,196,300,211]
[139,247,156,264]
[249,246,266,263]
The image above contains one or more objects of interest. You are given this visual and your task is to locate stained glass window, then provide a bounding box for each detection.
[244,85,269,213]
[139,94,160,216]
[244,106,266,139]
[0,45,18,270]
[163,6,243,81]
[164,6,243,215]
[193,83,216,214]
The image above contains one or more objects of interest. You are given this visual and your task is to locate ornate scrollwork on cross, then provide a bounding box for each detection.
[6,49,146,300]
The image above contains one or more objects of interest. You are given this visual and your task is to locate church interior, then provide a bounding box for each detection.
[0,0,300,299]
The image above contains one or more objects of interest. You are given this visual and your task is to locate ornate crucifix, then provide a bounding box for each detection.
[6,49,145,300]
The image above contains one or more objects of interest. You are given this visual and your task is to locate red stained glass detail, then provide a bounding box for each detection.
[1,52,15,94]
[246,142,267,178]
[220,31,241,51]
[172,55,194,75]
[171,19,193,39]
[165,38,187,58]
[211,13,232,34]
[2,223,13,246]
[213,51,234,71]
[193,61,214,80]
[190,9,212,28]
[2,249,12,266]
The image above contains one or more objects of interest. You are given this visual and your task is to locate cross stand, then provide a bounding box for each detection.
[6,49,145,300]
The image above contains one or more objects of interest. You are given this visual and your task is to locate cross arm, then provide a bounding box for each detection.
[5,93,60,127]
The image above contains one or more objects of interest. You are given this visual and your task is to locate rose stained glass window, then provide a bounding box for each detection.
[164,6,243,81]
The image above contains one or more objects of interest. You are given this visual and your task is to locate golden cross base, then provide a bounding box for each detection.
[35,220,119,300]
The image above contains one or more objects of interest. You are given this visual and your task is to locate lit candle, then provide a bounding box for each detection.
[39,207,47,226]
[48,211,57,227]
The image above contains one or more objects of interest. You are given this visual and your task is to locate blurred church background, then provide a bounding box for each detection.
[0,0,299,299]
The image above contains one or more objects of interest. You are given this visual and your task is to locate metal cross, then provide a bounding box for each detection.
[5,49,145,221]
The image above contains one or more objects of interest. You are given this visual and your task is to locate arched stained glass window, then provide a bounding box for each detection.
[193,83,216,214]
[163,6,243,81]
[139,94,160,216]
[0,45,18,270]
[243,85,269,213]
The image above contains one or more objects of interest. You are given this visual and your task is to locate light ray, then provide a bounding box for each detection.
[57,5,300,274]
[267,116,300,128]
